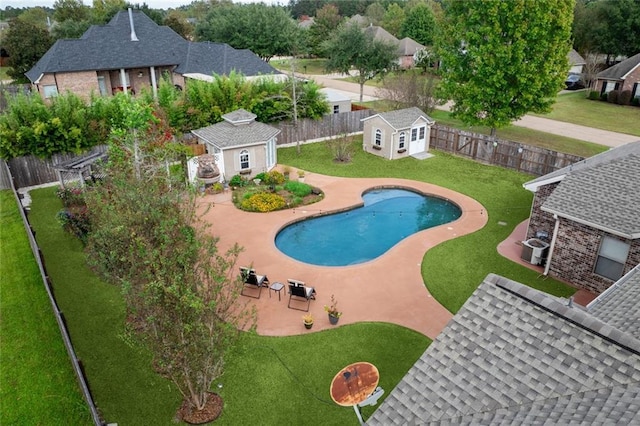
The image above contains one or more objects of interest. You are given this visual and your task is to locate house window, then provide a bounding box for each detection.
[594,235,630,281]
[239,149,250,170]
[374,129,382,146]
[43,85,58,98]
[399,132,406,149]
[411,128,418,141]
[419,126,425,140]
[333,105,340,114]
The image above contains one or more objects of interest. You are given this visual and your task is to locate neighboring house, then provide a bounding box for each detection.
[592,52,640,99]
[348,14,371,27]
[568,48,586,74]
[26,9,281,101]
[319,88,351,114]
[523,141,640,294]
[191,109,280,181]
[369,270,640,424]
[362,25,423,69]
[297,15,314,28]
[361,107,434,159]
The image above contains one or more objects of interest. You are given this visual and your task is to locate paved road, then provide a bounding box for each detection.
[305,73,639,148]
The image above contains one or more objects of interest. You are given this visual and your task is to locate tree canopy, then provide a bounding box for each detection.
[437,0,574,134]
[195,3,300,61]
[400,3,437,46]
[324,22,398,102]
[3,18,54,83]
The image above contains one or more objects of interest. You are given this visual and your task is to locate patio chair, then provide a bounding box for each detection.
[240,267,270,299]
[287,279,316,311]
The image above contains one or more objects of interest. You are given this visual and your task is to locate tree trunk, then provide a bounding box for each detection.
[490,127,497,138]
[359,82,364,103]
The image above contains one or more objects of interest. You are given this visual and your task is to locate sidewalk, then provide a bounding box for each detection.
[303,72,638,149]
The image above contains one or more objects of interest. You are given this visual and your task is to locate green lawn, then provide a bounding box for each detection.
[0,66,12,81]
[532,91,640,137]
[0,190,92,425]
[26,186,429,425]
[271,58,329,75]
[278,139,576,313]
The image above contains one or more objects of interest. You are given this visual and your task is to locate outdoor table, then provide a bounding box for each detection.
[269,282,285,301]
[330,362,379,424]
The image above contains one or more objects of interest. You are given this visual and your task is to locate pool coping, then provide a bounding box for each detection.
[199,172,488,339]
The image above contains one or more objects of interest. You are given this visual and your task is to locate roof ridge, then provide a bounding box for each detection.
[489,274,640,355]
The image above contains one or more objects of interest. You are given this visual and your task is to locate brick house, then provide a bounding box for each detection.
[592,52,640,99]
[523,141,640,294]
[361,107,434,160]
[26,10,281,101]
[191,109,280,181]
[362,25,424,69]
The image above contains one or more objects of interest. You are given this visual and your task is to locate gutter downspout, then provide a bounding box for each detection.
[544,214,560,276]
[150,66,157,99]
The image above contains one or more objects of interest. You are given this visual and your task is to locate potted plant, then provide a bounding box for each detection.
[297,169,305,182]
[282,166,291,180]
[324,294,342,325]
[302,314,314,329]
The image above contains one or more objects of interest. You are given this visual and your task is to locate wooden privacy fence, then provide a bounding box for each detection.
[274,109,374,145]
[430,125,584,176]
[6,145,107,189]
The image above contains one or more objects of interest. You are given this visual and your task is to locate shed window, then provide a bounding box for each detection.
[419,126,425,140]
[399,132,406,149]
[411,128,418,141]
[594,236,629,281]
[239,149,250,170]
[374,129,382,146]
[333,105,340,114]
[43,85,58,98]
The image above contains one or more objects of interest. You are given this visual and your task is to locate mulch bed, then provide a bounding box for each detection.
[177,392,223,424]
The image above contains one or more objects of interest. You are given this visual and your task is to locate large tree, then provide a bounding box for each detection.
[307,4,342,57]
[4,18,54,83]
[84,95,255,422]
[195,3,299,62]
[53,0,90,23]
[324,22,398,102]
[382,2,405,36]
[437,0,574,135]
[400,3,437,46]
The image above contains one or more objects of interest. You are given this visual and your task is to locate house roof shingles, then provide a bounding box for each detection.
[541,153,640,238]
[362,107,434,130]
[369,274,640,424]
[26,10,280,83]
[597,52,640,80]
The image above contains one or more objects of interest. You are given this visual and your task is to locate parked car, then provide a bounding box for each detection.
[565,74,585,90]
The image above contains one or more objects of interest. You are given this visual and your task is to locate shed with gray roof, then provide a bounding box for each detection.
[369,272,640,424]
[191,109,280,181]
[361,107,434,160]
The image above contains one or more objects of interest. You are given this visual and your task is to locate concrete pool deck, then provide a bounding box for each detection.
[200,172,487,339]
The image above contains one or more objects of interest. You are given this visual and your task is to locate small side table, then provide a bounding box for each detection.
[269,282,284,301]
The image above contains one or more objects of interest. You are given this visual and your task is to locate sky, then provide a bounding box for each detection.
[1,0,281,10]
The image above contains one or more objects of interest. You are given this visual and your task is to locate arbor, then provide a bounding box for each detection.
[437,0,574,135]
[4,18,54,83]
[196,3,299,62]
[324,22,398,102]
[400,3,437,46]
[84,95,254,421]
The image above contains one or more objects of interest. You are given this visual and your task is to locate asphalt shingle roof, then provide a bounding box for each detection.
[26,10,280,82]
[369,274,640,425]
[191,110,280,149]
[363,107,434,130]
[541,153,640,238]
[589,265,640,341]
[597,52,640,79]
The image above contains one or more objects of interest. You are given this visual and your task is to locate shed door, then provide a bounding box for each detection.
[409,126,426,155]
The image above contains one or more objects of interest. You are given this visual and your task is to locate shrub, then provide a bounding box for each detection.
[57,206,90,244]
[587,90,600,100]
[240,192,286,212]
[284,181,312,198]
[600,92,608,102]
[632,97,640,107]
[56,186,85,208]
[618,90,632,105]
[267,170,285,185]
[229,174,248,188]
[607,90,619,104]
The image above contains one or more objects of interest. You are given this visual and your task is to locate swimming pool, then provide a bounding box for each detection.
[275,188,461,266]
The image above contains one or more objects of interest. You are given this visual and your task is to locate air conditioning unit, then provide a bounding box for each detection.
[521,238,550,265]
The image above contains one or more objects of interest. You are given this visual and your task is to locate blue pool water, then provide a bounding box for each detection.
[275,188,461,266]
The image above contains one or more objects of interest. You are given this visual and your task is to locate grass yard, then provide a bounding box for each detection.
[278,139,576,313]
[533,91,640,137]
[271,58,328,75]
[26,187,429,425]
[0,190,92,425]
[0,66,12,82]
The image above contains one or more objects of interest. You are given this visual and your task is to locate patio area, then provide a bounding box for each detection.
[200,171,596,339]
[200,171,487,340]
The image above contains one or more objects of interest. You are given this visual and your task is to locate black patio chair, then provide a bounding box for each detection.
[287,279,316,311]
[240,267,270,299]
